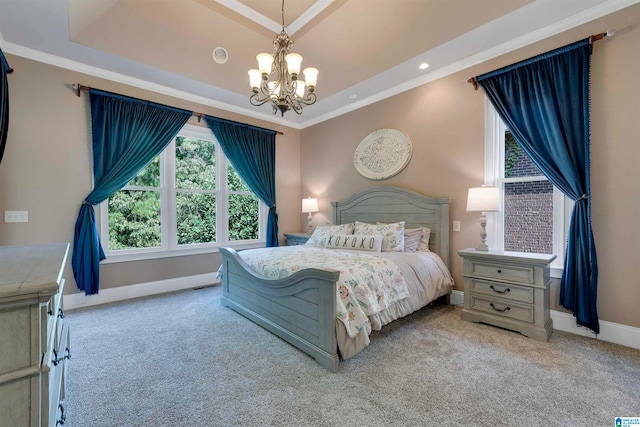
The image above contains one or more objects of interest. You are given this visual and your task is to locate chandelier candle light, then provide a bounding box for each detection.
[302,197,319,235]
[466,187,500,251]
[248,0,319,116]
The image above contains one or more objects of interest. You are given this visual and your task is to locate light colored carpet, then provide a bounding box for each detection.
[64,285,640,426]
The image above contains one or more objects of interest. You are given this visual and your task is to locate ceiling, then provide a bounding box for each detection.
[0,0,634,128]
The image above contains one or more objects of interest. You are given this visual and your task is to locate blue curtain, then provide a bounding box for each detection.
[0,49,12,166]
[204,116,279,247]
[477,38,599,333]
[72,89,191,295]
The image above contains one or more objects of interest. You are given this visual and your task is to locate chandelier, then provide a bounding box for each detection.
[248,0,318,116]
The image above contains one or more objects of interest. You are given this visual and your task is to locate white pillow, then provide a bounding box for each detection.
[355,221,405,252]
[404,226,431,252]
[305,223,355,247]
[325,234,383,252]
[403,227,422,252]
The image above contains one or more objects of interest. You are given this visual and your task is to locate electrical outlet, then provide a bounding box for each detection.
[452,221,461,232]
[4,211,28,223]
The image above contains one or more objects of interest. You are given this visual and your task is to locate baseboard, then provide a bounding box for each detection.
[449,291,640,350]
[66,280,639,351]
[550,310,640,350]
[64,272,220,310]
[450,290,464,306]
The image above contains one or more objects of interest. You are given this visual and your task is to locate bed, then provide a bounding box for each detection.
[219,186,453,372]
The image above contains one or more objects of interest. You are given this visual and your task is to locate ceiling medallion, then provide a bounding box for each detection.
[247,0,318,116]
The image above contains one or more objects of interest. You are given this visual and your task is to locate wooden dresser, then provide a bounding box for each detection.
[0,243,71,427]
[457,248,556,342]
[284,232,310,246]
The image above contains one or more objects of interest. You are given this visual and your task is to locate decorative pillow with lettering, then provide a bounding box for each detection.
[325,234,383,252]
[304,223,355,247]
[355,221,405,252]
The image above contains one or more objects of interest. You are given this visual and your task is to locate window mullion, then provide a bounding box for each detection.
[217,146,228,245]
[164,140,176,250]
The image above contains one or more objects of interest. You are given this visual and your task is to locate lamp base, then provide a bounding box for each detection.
[476,213,490,251]
[307,212,313,235]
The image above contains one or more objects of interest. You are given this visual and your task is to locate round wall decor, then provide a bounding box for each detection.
[353,129,412,180]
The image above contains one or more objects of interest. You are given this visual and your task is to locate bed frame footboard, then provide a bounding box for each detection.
[219,247,341,372]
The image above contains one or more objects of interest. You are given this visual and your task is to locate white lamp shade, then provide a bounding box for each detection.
[285,53,303,75]
[466,187,500,212]
[302,67,318,88]
[257,53,274,75]
[248,69,261,89]
[302,197,319,213]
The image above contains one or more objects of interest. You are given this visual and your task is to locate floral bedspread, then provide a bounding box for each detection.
[238,246,410,338]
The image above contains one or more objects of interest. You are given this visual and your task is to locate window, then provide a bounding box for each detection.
[100,124,266,262]
[484,100,572,275]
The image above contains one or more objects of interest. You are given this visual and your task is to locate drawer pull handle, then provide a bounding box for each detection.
[490,303,511,312]
[56,404,66,425]
[52,349,61,366]
[497,269,502,273]
[58,307,65,319]
[489,285,511,294]
[64,347,72,360]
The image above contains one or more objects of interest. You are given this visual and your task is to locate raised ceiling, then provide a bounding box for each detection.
[0,0,632,128]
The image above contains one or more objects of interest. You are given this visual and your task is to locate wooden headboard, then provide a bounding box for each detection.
[331,186,451,269]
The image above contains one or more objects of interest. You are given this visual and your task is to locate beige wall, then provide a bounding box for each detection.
[0,56,301,293]
[300,5,640,329]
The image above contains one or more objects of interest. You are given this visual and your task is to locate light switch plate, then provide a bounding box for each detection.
[4,211,28,223]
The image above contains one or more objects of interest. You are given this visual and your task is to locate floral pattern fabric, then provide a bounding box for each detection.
[238,246,410,338]
[305,223,355,247]
[355,221,405,252]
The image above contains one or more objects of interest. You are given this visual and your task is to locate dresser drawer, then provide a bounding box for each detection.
[470,296,534,323]
[469,278,534,304]
[468,260,534,284]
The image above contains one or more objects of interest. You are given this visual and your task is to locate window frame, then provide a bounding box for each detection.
[484,99,572,277]
[99,124,268,263]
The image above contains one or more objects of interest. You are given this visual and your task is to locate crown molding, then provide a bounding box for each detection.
[0,41,303,130]
[2,0,638,130]
[297,0,640,128]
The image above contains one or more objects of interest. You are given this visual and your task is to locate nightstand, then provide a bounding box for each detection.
[457,248,556,341]
[284,232,310,246]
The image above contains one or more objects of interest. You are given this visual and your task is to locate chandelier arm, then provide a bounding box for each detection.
[249,93,276,107]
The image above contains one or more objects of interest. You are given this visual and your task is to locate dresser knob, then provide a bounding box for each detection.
[490,303,511,313]
[490,285,511,294]
[497,269,502,273]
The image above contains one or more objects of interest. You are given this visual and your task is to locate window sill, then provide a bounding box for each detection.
[100,241,266,264]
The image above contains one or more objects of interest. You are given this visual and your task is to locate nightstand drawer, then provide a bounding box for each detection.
[469,278,534,304]
[468,260,534,284]
[470,296,534,323]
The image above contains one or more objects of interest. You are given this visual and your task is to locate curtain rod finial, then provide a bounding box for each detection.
[606,29,615,37]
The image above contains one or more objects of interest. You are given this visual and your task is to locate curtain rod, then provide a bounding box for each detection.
[72,83,284,135]
[466,31,612,91]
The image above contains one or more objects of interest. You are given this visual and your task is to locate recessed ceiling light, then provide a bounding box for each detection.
[419,63,429,70]
[348,94,358,99]
[213,47,228,64]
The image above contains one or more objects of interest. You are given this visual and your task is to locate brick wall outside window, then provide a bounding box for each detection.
[504,137,553,254]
